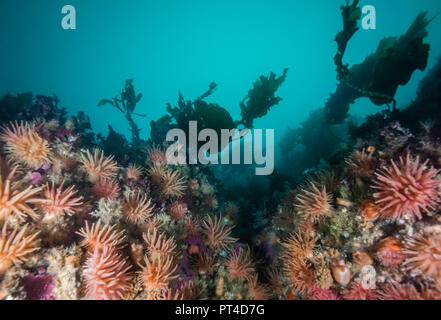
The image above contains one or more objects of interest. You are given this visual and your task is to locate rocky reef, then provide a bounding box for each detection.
[0,0,440,301]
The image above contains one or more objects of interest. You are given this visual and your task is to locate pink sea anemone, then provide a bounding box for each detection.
[82,246,132,300]
[91,178,121,200]
[226,247,255,281]
[308,286,340,300]
[372,154,440,220]
[343,283,378,300]
[403,233,441,278]
[295,182,333,222]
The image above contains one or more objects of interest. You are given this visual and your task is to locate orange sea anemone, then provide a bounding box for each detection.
[33,181,83,221]
[139,255,178,292]
[295,182,333,222]
[281,232,317,261]
[79,148,119,183]
[283,257,314,294]
[143,228,177,261]
[123,191,155,225]
[226,247,255,281]
[0,219,40,274]
[82,246,132,300]
[202,215,237,250]
[403,233,441,278]
[0,121,52,168]
[0,165,42,221]
[372,154,441,220]
[159,169,187,198]
[359,200,380,222]
[77,220,126,252]
[91,178,121,199]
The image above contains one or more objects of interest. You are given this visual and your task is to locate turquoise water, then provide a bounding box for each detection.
[1,0,440,141]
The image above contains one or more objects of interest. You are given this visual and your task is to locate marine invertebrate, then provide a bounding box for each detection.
[403,233,441,278]
[146,145,167,164]
[371,154,440,220]
[0,121,52,168]
[0,219,40,274]
[376,236,405,267]
[139,255,178,292]
[281,232,317,261]
[158,169,187,198]
[91,178,121,200]
[359,200,380,222]
[167,201,187,221]
[33,181,83,221]
[352,251,373,266]
[226,247,255,281]
[295,182,333,222]
[0,165,42,221]
[126,164,142,181]
[193,251,216,275]
[379,283,422,300]
[331,259,351,286]
[345,148,376,177]
[308,286,339,300]
[77,220,125,252]
[79,148,119,183]
[283,257,314,294]
[82,246,132,300]
[202,215,236,250]
[143,228,178,261]
[247,275,270,300]
[343,282,378,300]
[123,191,155,225]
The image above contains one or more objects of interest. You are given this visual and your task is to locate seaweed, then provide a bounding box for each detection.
[325,0,431,124]
[98,79,145,145]
[240,68,289,128]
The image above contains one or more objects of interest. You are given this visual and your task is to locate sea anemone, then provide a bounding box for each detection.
[0,165,42,221]
[146,145,167,164]
[146,163,167,186]
[343,282,378,300]
[283,257,314,294]
[376,236,405,267]
[77,220,126,252]
[226,247,255,281]
[0,219,40,274]
[371,154,440,220]
[0,121,52,168]
[139,255,178,292]
[281,232,317,261]
[79,148,119,183]
[143,228,177,261]
[91,178,121,200]
[247,275,270,300]
[159,169,187,198]
[82,246,132,300]
[379,283,422,300]
[167,201,187,221]
[345,148,376,177]
[202,215,236,250]
[403,233,441,278]
[123,191,155,225]
[193,251,216,275]
[33,181,83,221]
[126,164,142,181]
[308,286,340,300]
[295,182,333,222]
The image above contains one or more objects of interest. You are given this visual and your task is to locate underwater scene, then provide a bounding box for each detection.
[1,0,441,301]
